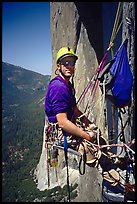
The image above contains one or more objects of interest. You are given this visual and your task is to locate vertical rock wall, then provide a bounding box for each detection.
[34,2,135,202]
[50,2,104,202]
[116,2,135,157]
[34,2,104,202]
[50,2,79,78]
[122,2,135,142]
[50,2,105,131]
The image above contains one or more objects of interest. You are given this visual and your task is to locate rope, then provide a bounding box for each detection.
[87,55,107,118]
[73,50,110,125]
[96,81,106,147]
[108,2,123,58]
[63,131,71,202]
[109,2,122,46]
[90,139,135,155]
[109,2,133,57]
[71,52,107,121]
[83,91,105,118]
[76,50,109,109]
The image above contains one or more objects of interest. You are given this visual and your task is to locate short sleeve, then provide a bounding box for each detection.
[45,76,76,122]
[49,80,70,114]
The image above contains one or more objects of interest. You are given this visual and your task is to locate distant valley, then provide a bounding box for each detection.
[2,62,51,202]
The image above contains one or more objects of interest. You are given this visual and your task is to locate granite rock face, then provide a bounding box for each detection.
[50,2,105,130]
[34,3,104,202]
[34,2,135,202]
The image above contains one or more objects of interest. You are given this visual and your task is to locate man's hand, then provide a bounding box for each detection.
[86,123,102,142]
[86,130,97,142]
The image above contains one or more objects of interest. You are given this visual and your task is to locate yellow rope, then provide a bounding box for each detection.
[109,2,132,58]
[110,2,122,45]
[108,2,123,58]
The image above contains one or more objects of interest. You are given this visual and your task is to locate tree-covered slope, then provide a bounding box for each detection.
[2,62,51,202]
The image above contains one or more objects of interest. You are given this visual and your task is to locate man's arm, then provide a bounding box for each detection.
[56,112,96,142]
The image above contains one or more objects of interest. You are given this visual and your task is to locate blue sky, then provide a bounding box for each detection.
[2,2,52,75]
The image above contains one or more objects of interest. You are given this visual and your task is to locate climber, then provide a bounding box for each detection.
[45,47,98,146]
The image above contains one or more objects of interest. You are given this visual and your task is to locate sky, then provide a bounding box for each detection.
[2,2,52,75]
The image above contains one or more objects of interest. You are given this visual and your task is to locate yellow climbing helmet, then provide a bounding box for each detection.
[56,47,78,64]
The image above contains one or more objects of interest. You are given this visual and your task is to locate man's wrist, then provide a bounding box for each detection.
[86,132,92,141]
[86,131,97,142]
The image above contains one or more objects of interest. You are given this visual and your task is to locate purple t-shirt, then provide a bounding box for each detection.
[45,75,76,123]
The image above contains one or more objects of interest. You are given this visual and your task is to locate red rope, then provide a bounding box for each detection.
[77,51,108,109]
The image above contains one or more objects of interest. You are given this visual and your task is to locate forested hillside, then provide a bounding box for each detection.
[2,62,51,201]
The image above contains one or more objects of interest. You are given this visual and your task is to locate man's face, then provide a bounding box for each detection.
[59,56,76,77]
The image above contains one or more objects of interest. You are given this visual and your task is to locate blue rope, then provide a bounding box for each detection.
[63,131,68,152]
[63,131,70,202]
